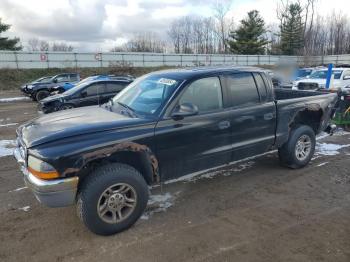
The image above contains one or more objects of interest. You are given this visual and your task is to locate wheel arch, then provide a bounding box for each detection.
[74,142,160,188]
[289,105,324,134]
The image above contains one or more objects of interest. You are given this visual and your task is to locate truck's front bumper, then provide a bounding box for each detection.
[14,148,79,207]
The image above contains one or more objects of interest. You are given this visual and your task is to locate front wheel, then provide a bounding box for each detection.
[278,125,316,169]
[60,104,74,111]
[77,163,149,236]
[35,90,50,101]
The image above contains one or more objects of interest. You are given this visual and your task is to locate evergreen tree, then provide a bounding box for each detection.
[0,18,22,51]
[279,3,304,55]
[228,10,268,55]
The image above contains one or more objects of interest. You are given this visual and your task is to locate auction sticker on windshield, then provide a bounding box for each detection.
[158,78,177,85]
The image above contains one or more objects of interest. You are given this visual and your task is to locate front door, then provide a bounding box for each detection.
[155,76,232,180]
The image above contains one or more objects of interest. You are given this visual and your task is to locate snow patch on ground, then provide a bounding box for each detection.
[18,206,30,212]
[316,142,350,156]
[316,132,329,140]
[141,192,178,220]
[0,97,30,102]
[0,140,16,157]
[8,186,27,193]
[0,123,18,127]
[317,162,329,167]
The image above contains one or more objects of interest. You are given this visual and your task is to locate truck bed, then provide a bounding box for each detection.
[274,88,329,100]
[273,88,338,147]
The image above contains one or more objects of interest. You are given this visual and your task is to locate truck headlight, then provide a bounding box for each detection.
[28,156,59,179]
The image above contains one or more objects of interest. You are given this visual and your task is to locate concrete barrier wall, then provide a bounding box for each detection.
[0,51,349,69]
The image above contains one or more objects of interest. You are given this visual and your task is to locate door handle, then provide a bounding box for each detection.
[264,113,274,120]
[218,121,230,130]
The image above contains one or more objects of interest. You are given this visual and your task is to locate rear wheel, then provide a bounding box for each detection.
[35,90,50,101]
[343,124,350,132]
[278,125,316,169]
[77,163,149,236]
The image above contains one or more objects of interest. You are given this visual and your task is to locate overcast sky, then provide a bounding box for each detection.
[0,0,347,51]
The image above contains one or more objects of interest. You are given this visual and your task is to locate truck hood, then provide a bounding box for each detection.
[19,106,151,147]
[294,78,344,88]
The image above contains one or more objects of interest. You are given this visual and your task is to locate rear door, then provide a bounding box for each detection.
[222,72,276,161]
[155,76,233,180]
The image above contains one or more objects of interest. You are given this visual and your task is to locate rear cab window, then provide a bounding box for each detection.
[224,72,260,107]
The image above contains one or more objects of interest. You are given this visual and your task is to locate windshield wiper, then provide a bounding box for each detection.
[117,101,137,117]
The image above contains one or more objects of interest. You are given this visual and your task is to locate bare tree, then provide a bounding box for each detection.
[213,0,233,53]
[51,42,74,52]
[111,32,165,53]
[40,40,49,51]
[27,38,39,51]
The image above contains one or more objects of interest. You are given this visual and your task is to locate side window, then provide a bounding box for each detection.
[253,73,267,102]
[179,77,223,113]
[70,74,79,81]
[55,75,70,83]
[343,71,350,79]
[226,73,260,107]
[85,83,105,96]
[105,82,127,93]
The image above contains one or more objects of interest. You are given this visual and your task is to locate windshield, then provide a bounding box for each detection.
[112,75,181,116]
[297,69,313,78]
[309,70,343,79]
[34,76,52,83]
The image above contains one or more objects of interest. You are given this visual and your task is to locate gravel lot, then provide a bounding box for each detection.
[1,91,350,262]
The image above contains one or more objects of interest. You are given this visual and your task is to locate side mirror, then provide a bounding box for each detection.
[343,75,350,80]
[171,102,198,120]
[81,91,87,98]
[53,79,58,83]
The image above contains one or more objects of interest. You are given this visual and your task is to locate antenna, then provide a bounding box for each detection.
[97,84,100,106]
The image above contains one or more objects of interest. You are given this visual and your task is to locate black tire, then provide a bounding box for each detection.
[343,124,350,132]
[35,90,50,101]
[77,163,149,236]
[278,125,316,169]
[60,104,75,110]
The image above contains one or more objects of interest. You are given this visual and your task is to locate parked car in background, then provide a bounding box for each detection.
[15,67,337,235]
[294,68,315,80]
[49,75,135,94]
[39,78,133,113]
[20,73,80,101]
[292,68,350,91]
[278,68,316,88]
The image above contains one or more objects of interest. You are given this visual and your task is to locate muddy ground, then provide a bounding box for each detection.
[0,91,350,262]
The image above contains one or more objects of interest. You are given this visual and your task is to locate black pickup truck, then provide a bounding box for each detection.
[14,67,337,235]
